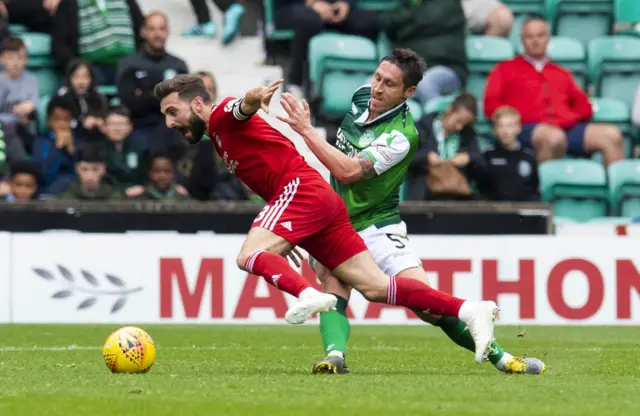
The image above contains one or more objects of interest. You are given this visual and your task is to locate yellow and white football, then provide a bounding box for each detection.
[103,326,156,373]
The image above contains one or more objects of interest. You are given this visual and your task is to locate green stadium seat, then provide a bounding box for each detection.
[615,0,640,36]
[37,95,50,135]
[423,93,457,115]
[590,97,633,156]
[547,0,613,46]
[406,99,422,121]
[475,101,494,140]
[32,69,60,99]
[376,32,393,60]
[9,24,28,35]
[262,0,293,41]
[607,160,640,217]
[539,159,608,221]
[309,33,378,118]
[357,0,400,11]
[19,33,55,68]
[466,36,515,100]
[588,36,640,108]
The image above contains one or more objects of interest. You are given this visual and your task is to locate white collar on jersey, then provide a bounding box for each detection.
[355,97,407,127]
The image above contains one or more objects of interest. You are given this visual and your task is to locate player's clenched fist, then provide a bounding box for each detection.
[277,93,313,136]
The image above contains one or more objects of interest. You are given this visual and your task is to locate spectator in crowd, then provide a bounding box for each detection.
[274,0,379,98]
[0,124,28,173]
[461,0,513,37]
[51,0,144,85]
[32,96,78,195]
[407,92,485,201]
[380,0,467,105]
[2,160,39,201]
[131,152,191,201]
[0,36,38,151]
[484,15,624,166]
[3,0,60,34]
[479,106,539,201]
[183,0,245,45]
[117,11,188,154]
[58,59,108,141]
[102,106,147,193]
[197,70,218,102]
[59,143,120,200]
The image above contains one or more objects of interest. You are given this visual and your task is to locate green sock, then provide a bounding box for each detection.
[319,295,350,357]
[436,316,505,365]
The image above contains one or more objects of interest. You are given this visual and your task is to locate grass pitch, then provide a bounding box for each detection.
[0,325,638,415]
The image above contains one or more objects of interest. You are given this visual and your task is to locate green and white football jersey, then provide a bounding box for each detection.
[332,85,419,231]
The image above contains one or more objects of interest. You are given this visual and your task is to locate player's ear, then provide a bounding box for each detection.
[404,86,417,101]
[190,96,203,114]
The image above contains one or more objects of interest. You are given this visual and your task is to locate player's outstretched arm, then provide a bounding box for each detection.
[238,79,284,117]
[277,93,374,184]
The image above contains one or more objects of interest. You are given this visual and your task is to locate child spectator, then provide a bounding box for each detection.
[59,144,120,200]
[480,106,540,201]
[0,36,38,150]
[3,160,39,201]
[102,106,147,191]
[59,59,108,141]
[131,152,191,201]
[32,96,78,195]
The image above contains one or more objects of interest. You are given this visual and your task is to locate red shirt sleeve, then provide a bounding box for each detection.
[483,63,507,119]
[209,97,252,134]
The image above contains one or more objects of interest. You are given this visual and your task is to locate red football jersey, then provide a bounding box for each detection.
[207,97,321,201]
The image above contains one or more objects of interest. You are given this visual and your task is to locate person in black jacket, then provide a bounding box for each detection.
[116,11,188,156]
[51,0,144,85]
[58,59,108,141]
[406,92,486,200]
[480,106,540,201]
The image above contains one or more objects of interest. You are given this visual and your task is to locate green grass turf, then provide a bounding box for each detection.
[0,325,638,415]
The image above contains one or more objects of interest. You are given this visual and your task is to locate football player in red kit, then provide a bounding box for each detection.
[154,75,499,365]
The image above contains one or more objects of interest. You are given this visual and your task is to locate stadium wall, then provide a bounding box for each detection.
[1,232,639,325]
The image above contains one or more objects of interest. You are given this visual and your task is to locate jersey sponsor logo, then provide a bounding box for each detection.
[280,221,292,232]
[357,130,375,148]
[335,129,356,157]
[222,151,239,174]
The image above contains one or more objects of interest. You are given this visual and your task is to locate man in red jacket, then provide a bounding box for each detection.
[484,15,624,166]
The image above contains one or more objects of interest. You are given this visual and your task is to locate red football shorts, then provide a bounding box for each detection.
[251,176,367,271]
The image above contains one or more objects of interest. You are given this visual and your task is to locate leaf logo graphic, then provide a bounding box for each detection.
[33,266,143,314]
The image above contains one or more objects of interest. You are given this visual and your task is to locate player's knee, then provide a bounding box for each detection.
[236,251,251,271]
[360,284,387,302]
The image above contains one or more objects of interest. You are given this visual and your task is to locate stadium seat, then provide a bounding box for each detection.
[590,97,633,156]
[406,99,422,121]
[309,33,378,119]
[466,36,515,100]
[37,95,50,135]
[376,32,393,60]
[357,0,400,10]
[423,94,457,115]
[9,24,28,34]
[614,0,640,36]
[32,69,60,99]
[475,101,494,140]
[547,0,613,46]
[607,160,640,217]
[262,0,293,41]
[539,159,608,221]
[588,36,640,108]
[19,32,55,68]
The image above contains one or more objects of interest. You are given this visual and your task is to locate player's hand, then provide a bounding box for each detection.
[285,247,305,268]
[243,79,284,115]
[125,185,145,197]
[277,93,313,136]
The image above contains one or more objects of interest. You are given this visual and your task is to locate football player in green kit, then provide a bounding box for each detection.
[278,48,546,375]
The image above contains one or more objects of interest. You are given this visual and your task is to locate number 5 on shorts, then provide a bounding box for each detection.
[386,233,407,249]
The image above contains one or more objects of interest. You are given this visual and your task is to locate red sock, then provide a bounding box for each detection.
[245,250,311,298]
[388,276,465,317]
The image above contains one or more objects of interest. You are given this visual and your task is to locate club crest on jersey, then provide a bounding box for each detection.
[222,151,239,174]
[224,100,237,113]
[357,129,375,147]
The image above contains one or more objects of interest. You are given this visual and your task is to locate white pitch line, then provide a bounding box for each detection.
[0,345,406,352]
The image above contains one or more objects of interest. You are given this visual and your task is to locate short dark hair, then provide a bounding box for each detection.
[46,95,73,118]
[9,160,39,180]
[450,92,478,118]
[523,14,548,27]
[380,48,426,89]
[153,74,212,104]
[149,151,173,167]
[65,58,96,90]
[2,36,25,53]
[106,105,131,119]
[78,144,106,163]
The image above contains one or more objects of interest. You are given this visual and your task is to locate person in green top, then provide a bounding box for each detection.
[278,48,546,376]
